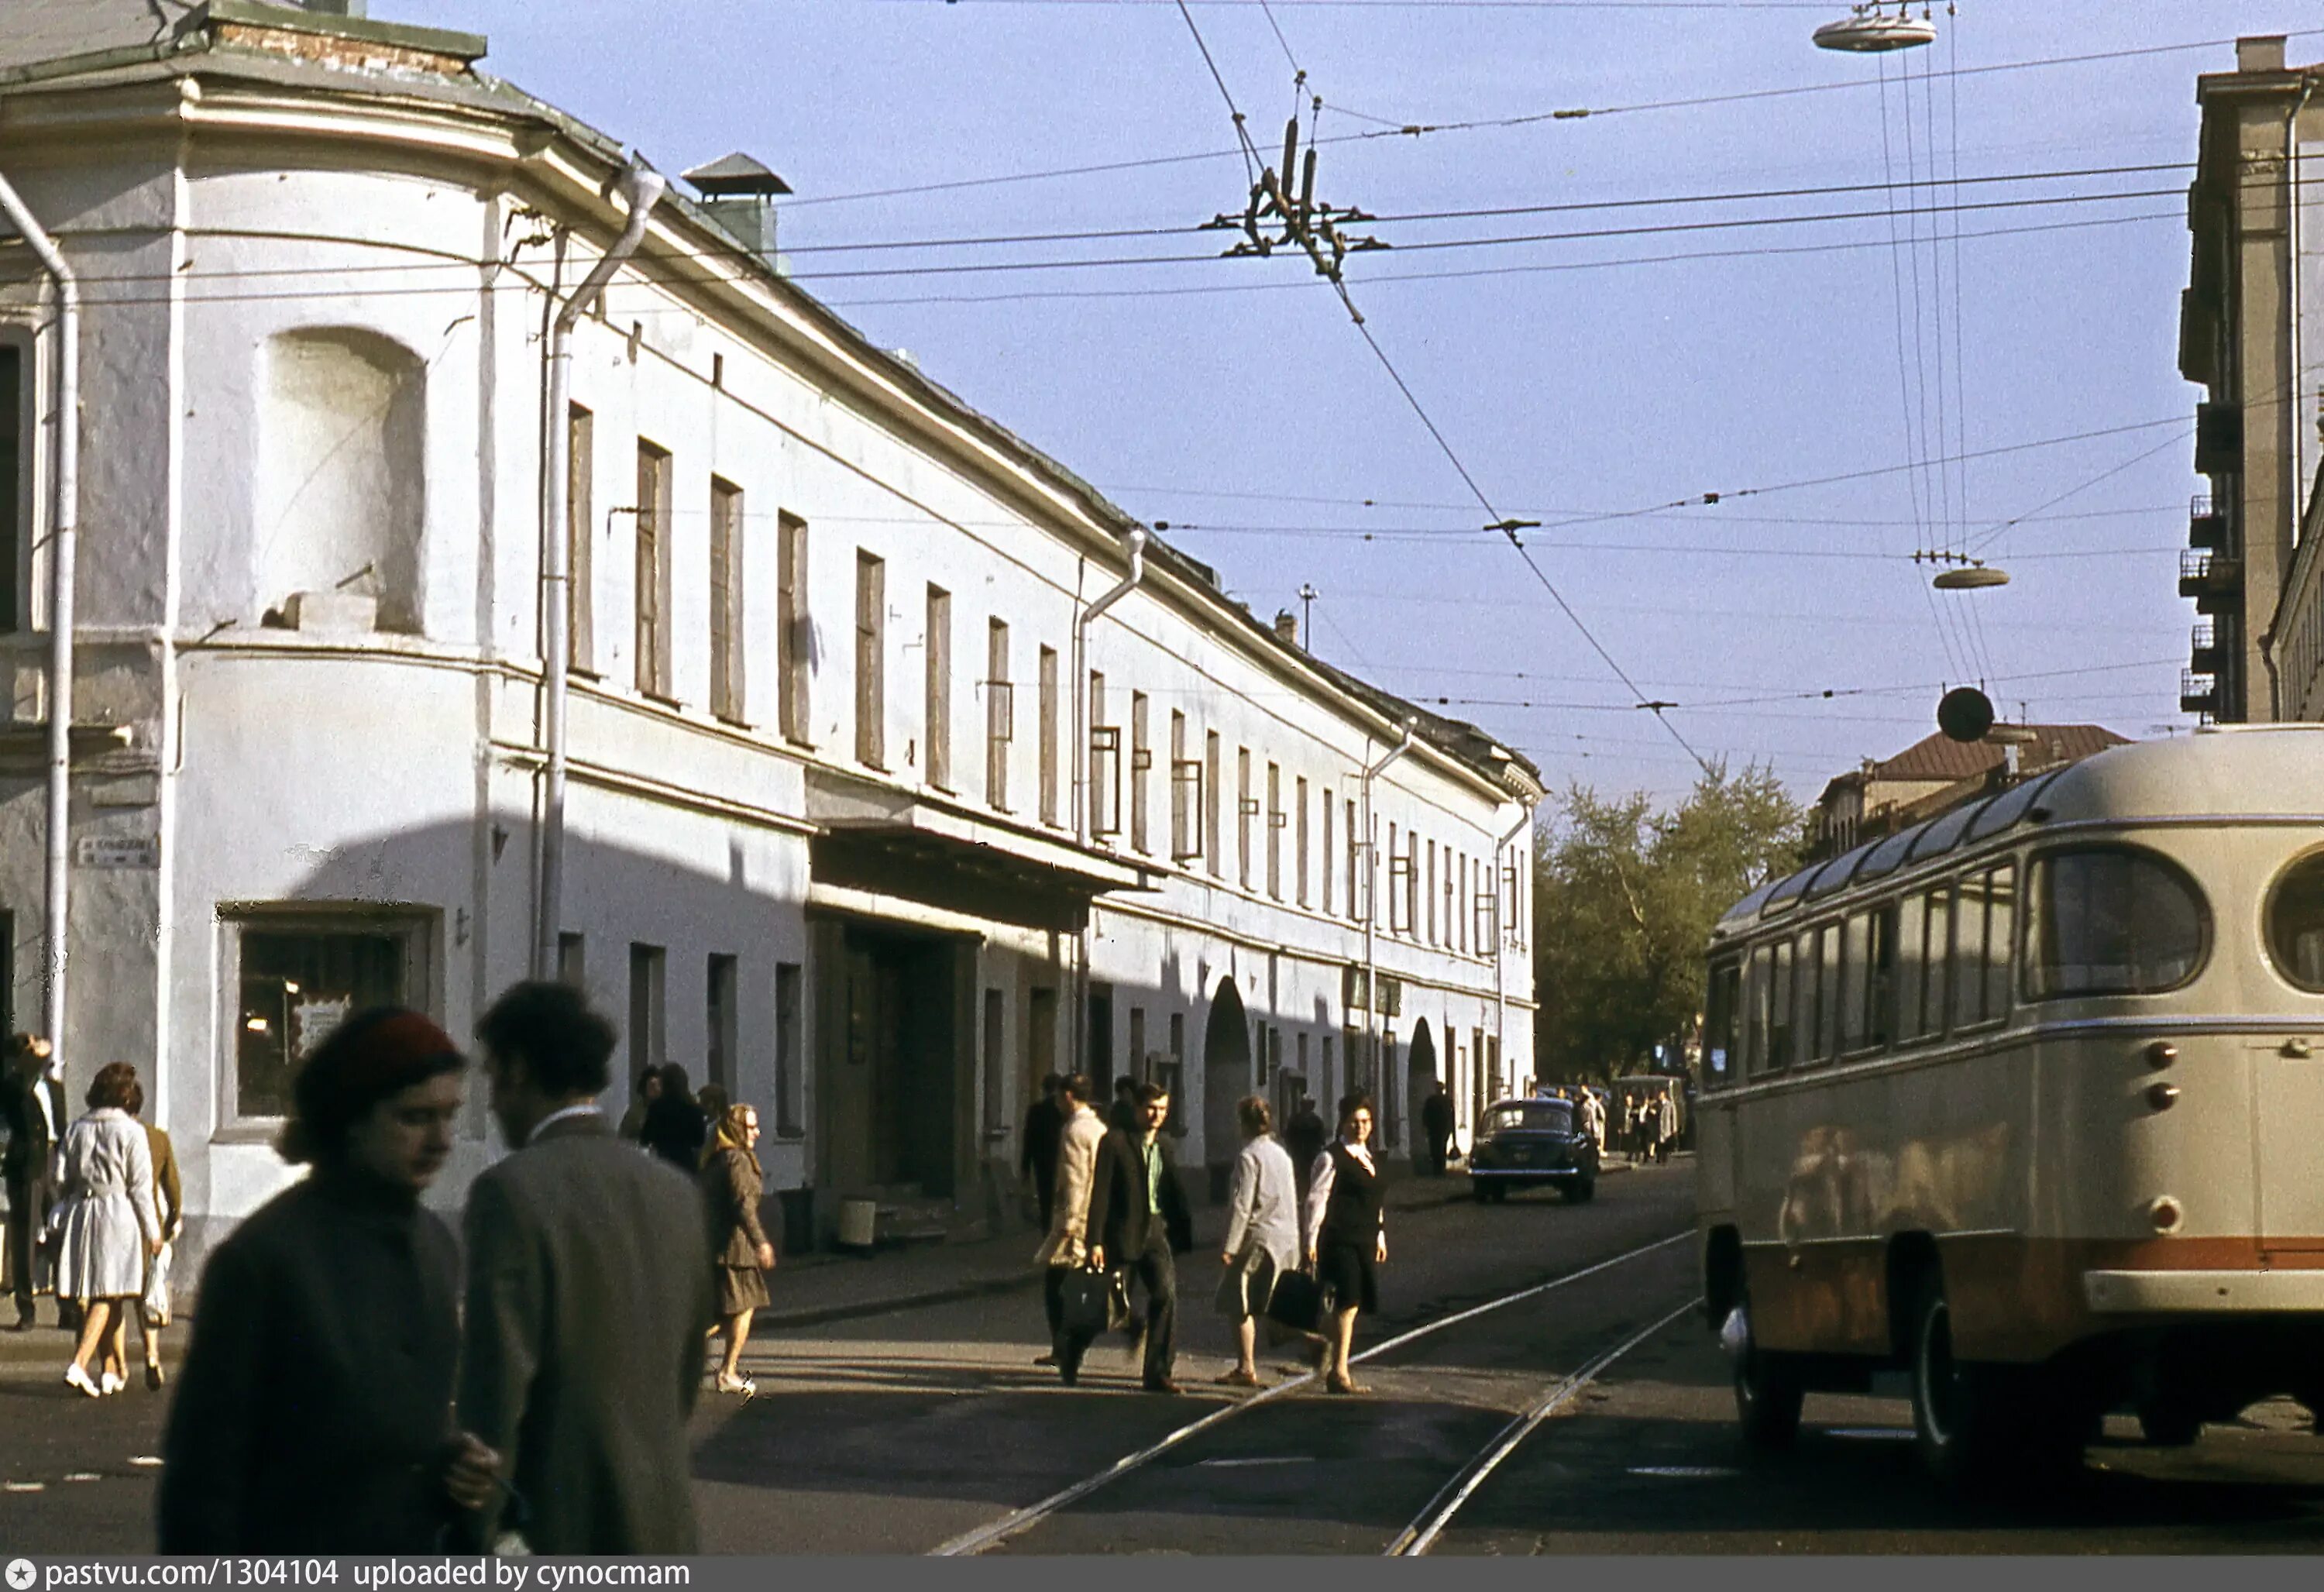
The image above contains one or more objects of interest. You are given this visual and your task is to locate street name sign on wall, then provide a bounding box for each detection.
[74,835,158,868]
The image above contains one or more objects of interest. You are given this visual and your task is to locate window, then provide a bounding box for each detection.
[1238,748,1253,887]
[1899,888,1952,1041]
[775,961,803,1137]
[1266,762,1282,898]
[1387,822,1401,930]
[778,511,809,742]
[925,586,952,789]
[2027,848,2208,999]
[556,931,586,990]
[634,442,673,697]
[985,619,1012,809]
[1742,943,1770,1075]
[710,477,744,720]
[229,909,428,1122]
[1205,731,1222,876]
[1130,692,1151,854]
[1766,937,1794,1070]
[566,404,593,669]
[982,989,1007,1136]
[855,552,885,767]
[1164,1011,1186,1135]
[1170,710,1201,861]
[1321,789,1335,914]
[1405,830,1420,937]
[1346,799,1360,920]
[1950,865,2016,1030]
[628,943,666,1085]
[706,953,739,1093]
[1838,913,1872,1053]
[1796,929,1824,1063]
[1088,672,1119,837]
[1038,646,1059,825]
[1295,777,1310,906]
[2267,850,2324,992]
[1705,959,1741,1083]
[1129,1007,1146,1084]
[1426,840,1437,944]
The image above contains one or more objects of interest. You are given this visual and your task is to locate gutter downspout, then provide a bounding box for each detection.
[1490,802,1534,1123]
[0,174,81,1056]
[1358,720,1415,1118]
[1068,527,1144,1078]
[534,161,664,979]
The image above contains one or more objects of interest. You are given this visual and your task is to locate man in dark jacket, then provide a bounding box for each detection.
[1019,1074,1064,1230]
[455,982,714,1555]
[0,1033,67,1329]
[1419,1078,1455,1178]
[1085,1082,1192,1394]
[1106,1075,1141,1137]
[1282,1096,1328,1204]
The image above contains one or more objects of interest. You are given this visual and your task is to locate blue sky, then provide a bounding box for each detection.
[389,0,2321,806]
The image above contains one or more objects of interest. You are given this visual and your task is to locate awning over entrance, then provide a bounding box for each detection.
[805,768,1152,932]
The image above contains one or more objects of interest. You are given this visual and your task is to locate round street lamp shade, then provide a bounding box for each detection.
[1937,686,1996,744]
[1933,565,2010,590]
[1813,8,1937,51]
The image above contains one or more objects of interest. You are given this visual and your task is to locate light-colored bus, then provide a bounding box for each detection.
[1695,724,2324,1484]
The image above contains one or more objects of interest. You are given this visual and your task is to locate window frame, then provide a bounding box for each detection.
[633,440,674,700]
[776,511,810,745]
[709,476,745,722]
[2263,844,2324,995]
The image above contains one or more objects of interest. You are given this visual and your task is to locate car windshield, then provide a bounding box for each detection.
[1485,1102,1573,1134]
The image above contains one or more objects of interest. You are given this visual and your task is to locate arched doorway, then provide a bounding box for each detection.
[1405,1019,1438,1164]
[1202,977,1251,1203]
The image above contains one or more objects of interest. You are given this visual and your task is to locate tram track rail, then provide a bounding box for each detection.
[928,1228,1697,1556]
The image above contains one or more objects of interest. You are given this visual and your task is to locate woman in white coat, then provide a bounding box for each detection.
[50,1061,162,1396]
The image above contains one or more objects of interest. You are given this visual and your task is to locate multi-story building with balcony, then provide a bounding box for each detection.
[2178,35,2324,723]
[0,0,1542,1267]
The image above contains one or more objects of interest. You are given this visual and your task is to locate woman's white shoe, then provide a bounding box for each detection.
[64,1363,101,1398]
[98,1369,125,1396]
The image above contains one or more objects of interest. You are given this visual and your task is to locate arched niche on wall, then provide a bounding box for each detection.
[256,327,425,633]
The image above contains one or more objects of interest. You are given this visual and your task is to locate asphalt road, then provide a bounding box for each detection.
[5,1162,2321,1555]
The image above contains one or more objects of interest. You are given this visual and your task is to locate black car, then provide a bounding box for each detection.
[1468,1098,1599,1203]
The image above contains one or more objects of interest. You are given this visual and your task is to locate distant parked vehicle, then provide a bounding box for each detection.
[1469,1097,1599,1203]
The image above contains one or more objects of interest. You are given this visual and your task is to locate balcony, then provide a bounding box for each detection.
[2195,401,2243,475]
[2179,547,2243,612]
[2190,619,2221,675]
[2188,493,2228,551]
[2180,669,2217,717]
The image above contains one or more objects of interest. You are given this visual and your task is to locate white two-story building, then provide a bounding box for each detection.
[0,0,1541,1265]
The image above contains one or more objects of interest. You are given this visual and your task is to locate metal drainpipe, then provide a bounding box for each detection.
[1357,721,1415,1112]
[0,174,81,1056]
[1490,802,1534,1115]
[533,160,664,980]
[1067,527,1145,1078]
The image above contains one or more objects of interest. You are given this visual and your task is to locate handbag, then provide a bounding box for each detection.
[1264,1267,1337,1336]
[141,1240,172,1326]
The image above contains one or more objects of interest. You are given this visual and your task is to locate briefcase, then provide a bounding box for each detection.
[1264,1268,1335,1336]
[1057,1266,1118,1338]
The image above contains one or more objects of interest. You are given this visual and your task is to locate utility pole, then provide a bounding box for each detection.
[1298,583,1318,649]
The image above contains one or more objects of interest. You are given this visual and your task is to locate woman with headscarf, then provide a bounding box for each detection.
[700,1102,773,1396]
[122,1077,179,1390]
[156,1007,497,1552]
[50,1062,162,1397]
[638,1064,707,1171]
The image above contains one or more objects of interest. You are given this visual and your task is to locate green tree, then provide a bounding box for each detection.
[1532,762,1805,1084]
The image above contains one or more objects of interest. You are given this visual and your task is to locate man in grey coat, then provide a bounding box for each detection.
[453,982,714,1554]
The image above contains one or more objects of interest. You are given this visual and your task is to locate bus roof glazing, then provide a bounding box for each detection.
[1806,837,1880,901]
[1907,794,1996,861]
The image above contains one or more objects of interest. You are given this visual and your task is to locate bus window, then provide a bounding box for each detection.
[1796,930,1823,1063]
[1744,943,1770,1075]
[1819,922,1844,1064]
[1921,887,1953,1038]
[1767,937,1794,1071]
[1867,903,1896,1049]
[1839,913,1872,1053]
[1952,871,1992,1030]
[1706,961,1741,1082]
[2026,848,2207,999]
[1984,864,2016,1021]
[2269,851,2324,992]
[1899,892,1926,1041]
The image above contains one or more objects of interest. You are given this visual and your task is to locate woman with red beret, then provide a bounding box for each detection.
[156,1007,498,1552]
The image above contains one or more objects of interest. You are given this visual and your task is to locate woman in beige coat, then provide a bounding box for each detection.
[1031,1074,1105,1383]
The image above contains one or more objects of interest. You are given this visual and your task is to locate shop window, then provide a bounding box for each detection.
[227,909,431,1123]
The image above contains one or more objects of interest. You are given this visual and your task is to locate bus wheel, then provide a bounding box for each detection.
[1908,1275,2020,1487]
[2135,1396,2202,1448]
[1729,1296,1805,1449]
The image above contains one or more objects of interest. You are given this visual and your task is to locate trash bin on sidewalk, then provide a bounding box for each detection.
[837,1197,878,1252]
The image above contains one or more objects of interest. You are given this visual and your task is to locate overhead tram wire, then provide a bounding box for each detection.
[778,30,2324,211]
[1967,428,2193,559]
